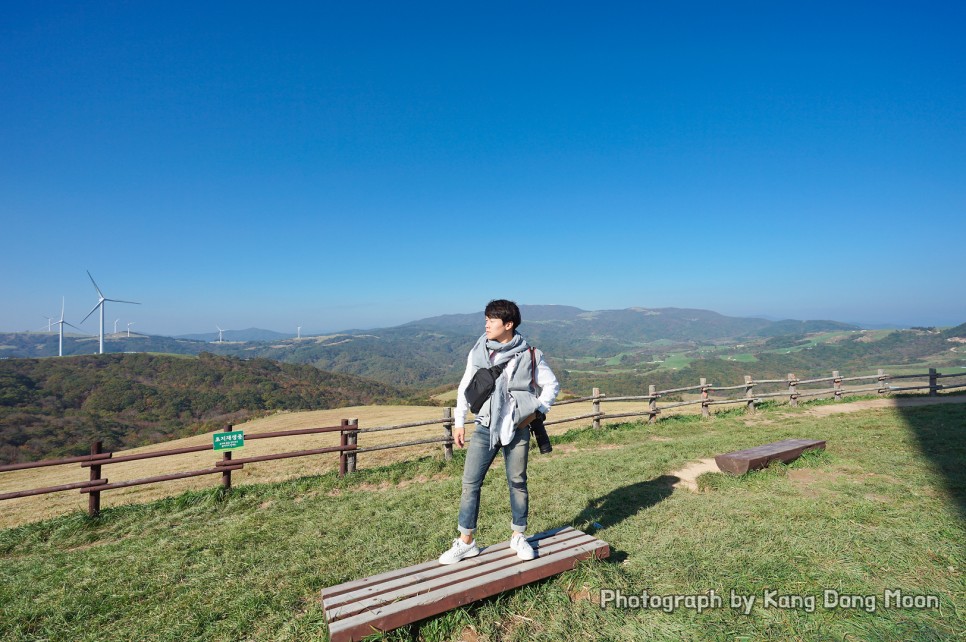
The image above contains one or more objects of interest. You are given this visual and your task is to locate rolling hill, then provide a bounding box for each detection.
[0,353,407,465]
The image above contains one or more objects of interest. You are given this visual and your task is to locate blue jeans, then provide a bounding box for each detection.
[457,423,531,536]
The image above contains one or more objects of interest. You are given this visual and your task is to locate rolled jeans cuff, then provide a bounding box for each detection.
[458,525,474,536]
[512,522,527,534]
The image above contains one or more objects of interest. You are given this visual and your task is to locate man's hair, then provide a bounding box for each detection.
[484,299,522,329]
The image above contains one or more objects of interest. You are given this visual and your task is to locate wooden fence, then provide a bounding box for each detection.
[1,367,963,517]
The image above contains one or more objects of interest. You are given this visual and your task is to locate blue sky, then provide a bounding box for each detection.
[2,2,964,335]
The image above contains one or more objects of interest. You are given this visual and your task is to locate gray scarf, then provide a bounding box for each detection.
[470,332,533,448]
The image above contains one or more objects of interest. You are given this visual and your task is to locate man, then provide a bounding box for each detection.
[439,299,560,564]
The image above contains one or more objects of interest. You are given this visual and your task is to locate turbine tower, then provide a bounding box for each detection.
[216,325,224,343]
[114,318,120,334]
[127,322,135,337]
[297,325,301,340]
[52,297,82,357]
[81,271,140,354]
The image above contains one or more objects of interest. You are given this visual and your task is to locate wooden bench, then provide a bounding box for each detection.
[715,438,826,475]
[321,526,609,642]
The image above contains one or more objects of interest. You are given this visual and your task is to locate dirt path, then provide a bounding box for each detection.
[669,458,718,491]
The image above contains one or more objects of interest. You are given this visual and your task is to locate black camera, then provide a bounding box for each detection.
[530,410,552,454]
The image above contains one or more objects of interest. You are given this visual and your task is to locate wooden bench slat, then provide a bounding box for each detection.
[320,525,574,601]
[326,532,598,622]
[326,537,608,642]
[715,438,826,475]
[322,527,586,611]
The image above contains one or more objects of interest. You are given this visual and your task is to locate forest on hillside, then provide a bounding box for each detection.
[0,353,406,465]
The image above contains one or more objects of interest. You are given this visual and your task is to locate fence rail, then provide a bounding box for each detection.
[2,367,964,516]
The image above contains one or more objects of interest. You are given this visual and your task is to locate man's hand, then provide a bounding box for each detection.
[454,427,466,448]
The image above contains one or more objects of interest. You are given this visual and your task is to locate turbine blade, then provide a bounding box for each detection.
[86,270,105,299]
[80,301,101,324]
[103,298,140,305]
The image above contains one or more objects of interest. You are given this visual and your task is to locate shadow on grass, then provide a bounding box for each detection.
[572,474,678,533]
[898,400,966,520]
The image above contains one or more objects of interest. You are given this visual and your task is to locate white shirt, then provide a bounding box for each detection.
[454,348,560,445]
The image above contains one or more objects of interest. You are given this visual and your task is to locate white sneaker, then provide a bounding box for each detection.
[439,538,480,565]
[510,533,536,561]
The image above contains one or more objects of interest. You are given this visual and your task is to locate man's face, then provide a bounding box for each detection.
[485,316,514,343]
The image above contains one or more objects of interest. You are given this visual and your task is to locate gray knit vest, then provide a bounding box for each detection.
[474,347,544,429]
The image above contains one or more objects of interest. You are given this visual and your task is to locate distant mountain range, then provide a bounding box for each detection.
[402,305,859,344]
[4,306,962,391]
[0,306,897,364]
[176,328,293,342]
[193,306,866,388]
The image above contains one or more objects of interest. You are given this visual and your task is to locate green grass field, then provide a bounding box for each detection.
[1,400,963,641]
[657,352,693,370]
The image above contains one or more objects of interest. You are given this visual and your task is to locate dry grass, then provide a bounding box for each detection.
[1,405,443,528]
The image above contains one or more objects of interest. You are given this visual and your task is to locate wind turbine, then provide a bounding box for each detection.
[216,325,225,343]
[114,318,120,334]
[297,325,301,339]
[80,271,140,354]
[127,322,135,337]
[52,298,82,357]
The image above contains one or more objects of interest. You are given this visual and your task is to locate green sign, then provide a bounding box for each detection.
[213,430,244,452]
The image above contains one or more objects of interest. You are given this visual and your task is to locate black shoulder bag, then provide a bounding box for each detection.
[464,359,509,414]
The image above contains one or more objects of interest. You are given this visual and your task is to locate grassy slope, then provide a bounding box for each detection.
[0,401,963,641]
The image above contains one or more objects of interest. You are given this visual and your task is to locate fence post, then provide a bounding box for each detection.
[339,419,349,478]
[744,376,755,413]
[929,368,938,397]
[878,369,887,395]
[221,424,233,491]
[788,373,798,407]
[442,407,453,461]
[700,378,710,418]
[648,385,658,423]
[833,371,842,402]
[592,388,601,430]
[347,418,359,474]
[88,440,103,518]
